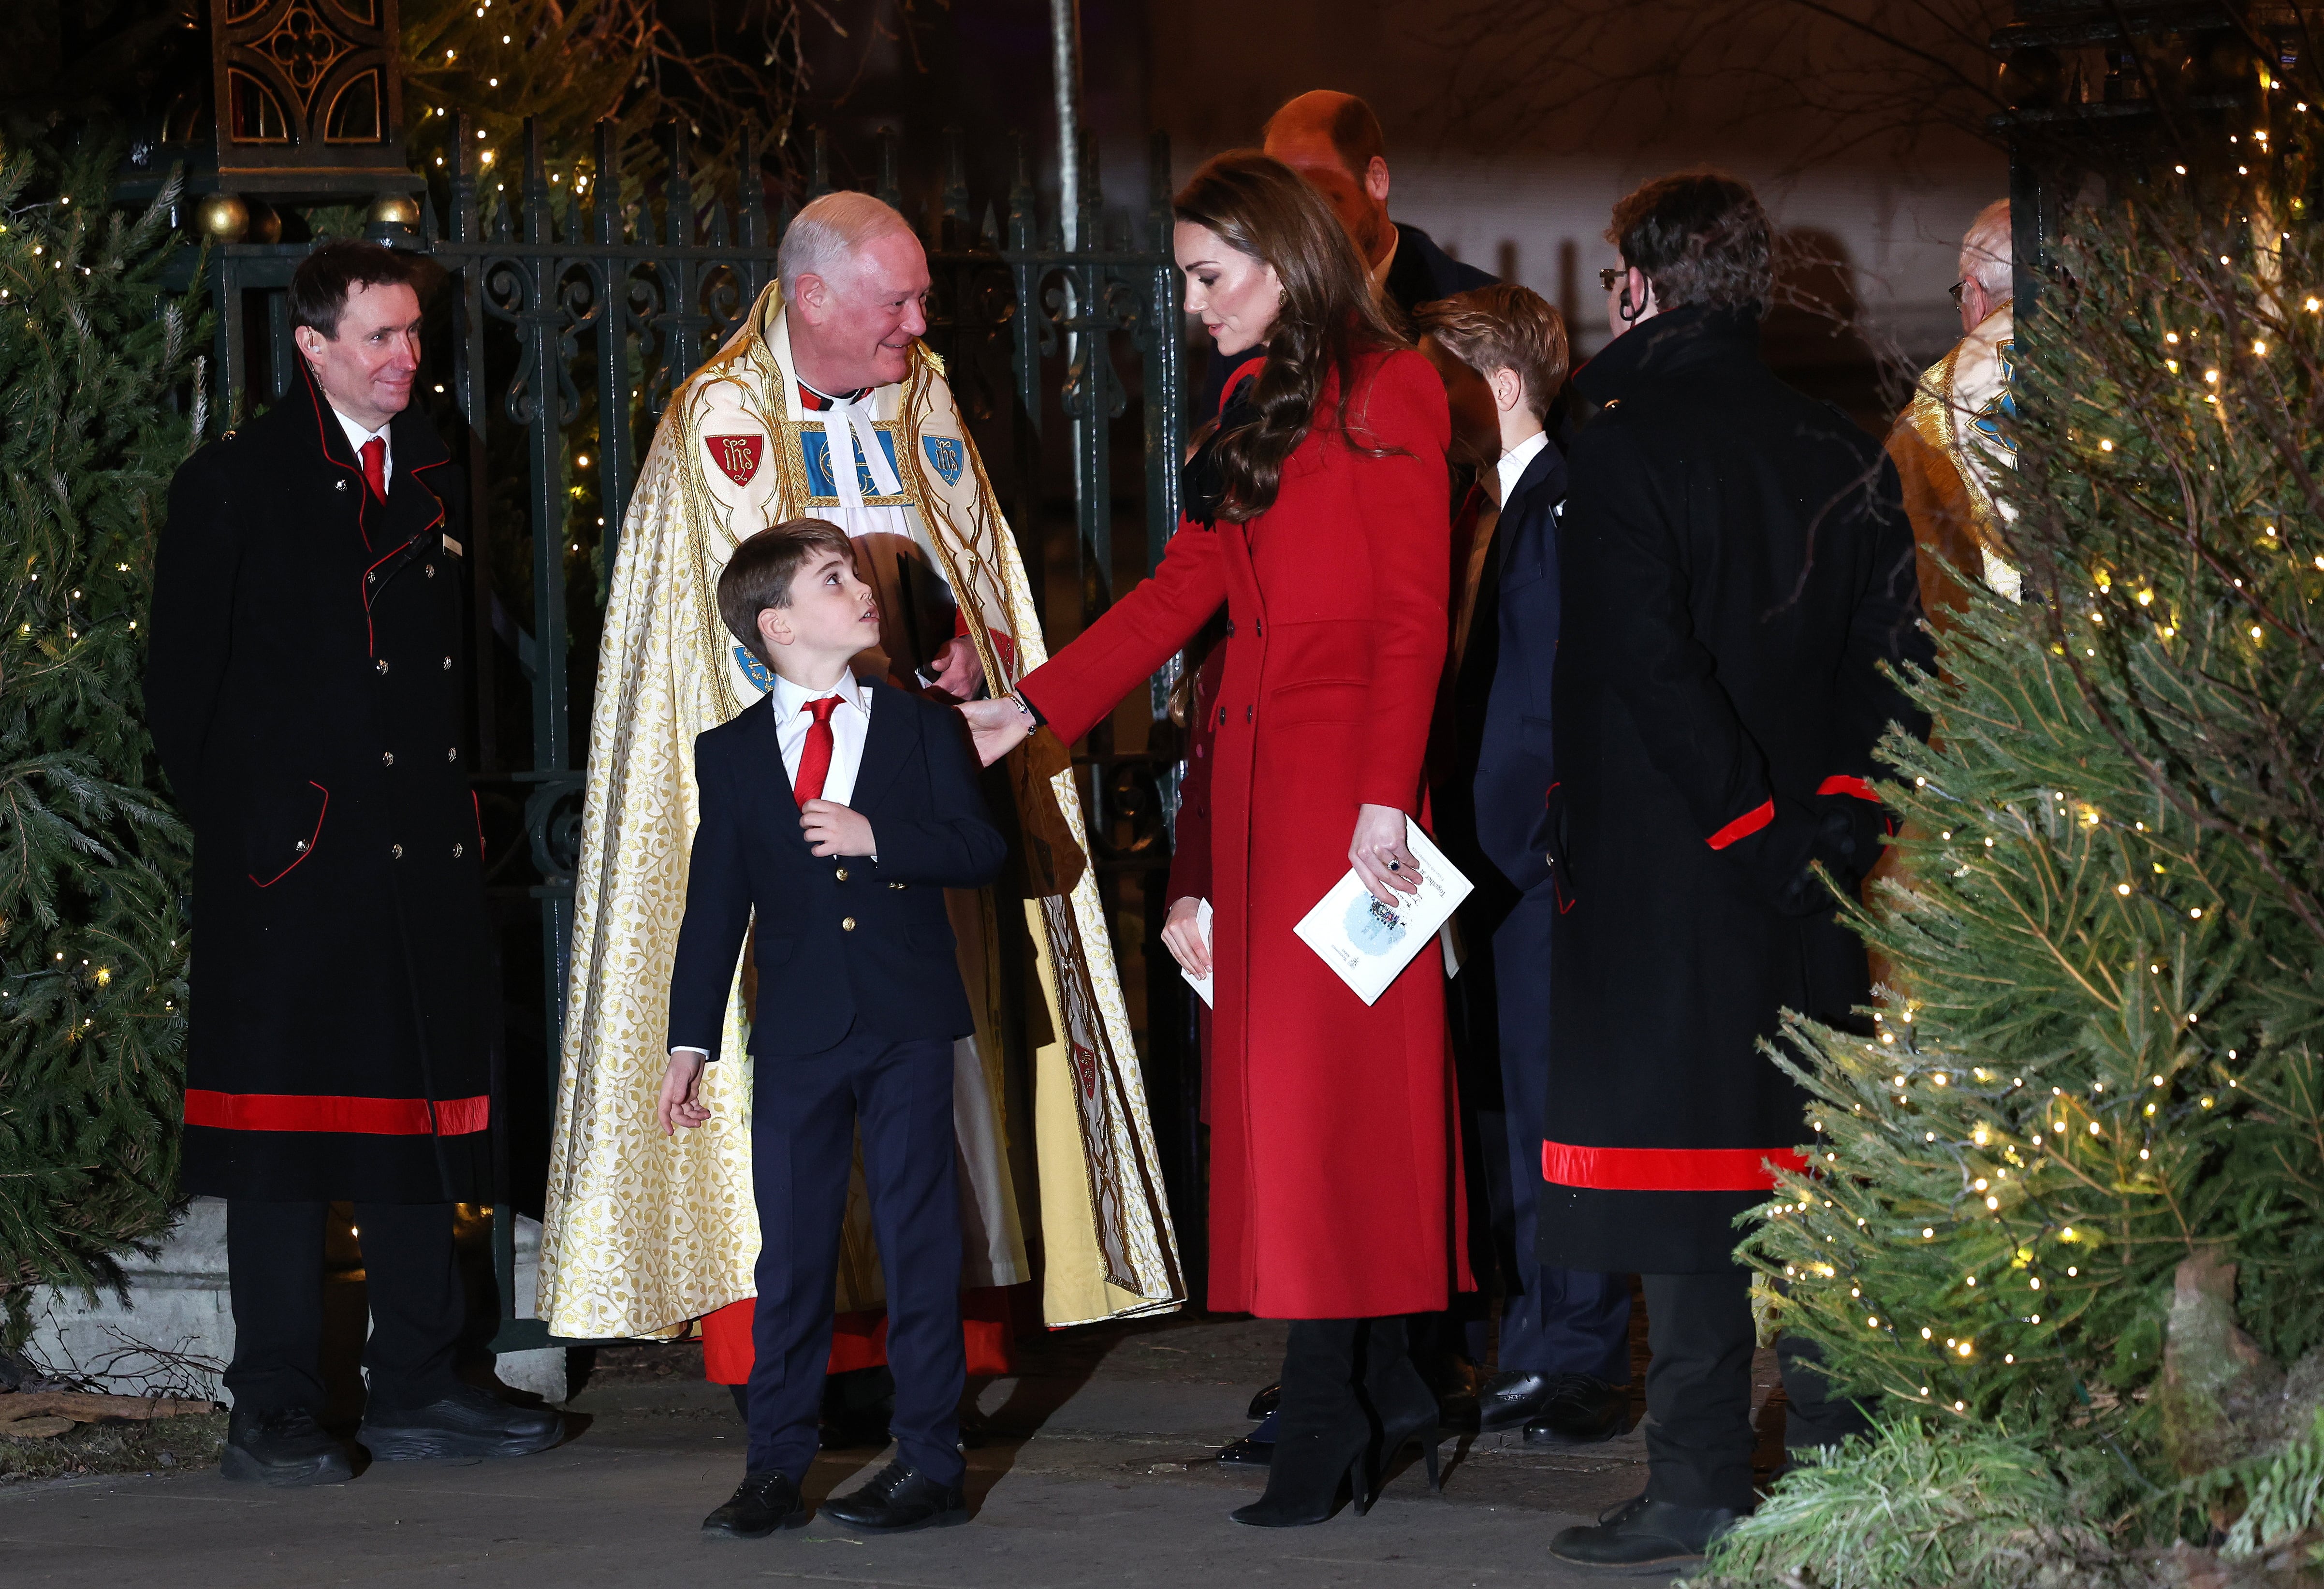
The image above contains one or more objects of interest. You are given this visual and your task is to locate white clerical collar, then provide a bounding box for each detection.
[1495,429,1550,507]
[769,669,870,721]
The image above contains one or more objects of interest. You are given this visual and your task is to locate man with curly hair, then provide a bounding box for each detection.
[1540,172,1935,1569]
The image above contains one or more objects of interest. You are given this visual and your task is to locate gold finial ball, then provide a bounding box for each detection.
[244,201,283,246]
[367,192,424,229]
[193,192,249,243]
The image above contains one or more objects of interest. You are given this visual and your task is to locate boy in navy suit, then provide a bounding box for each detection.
[1417,288,1639,1446]
[658,518,1006,1539]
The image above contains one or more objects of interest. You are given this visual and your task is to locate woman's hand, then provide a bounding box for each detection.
[958,697,1034,767]
[1349,803,1422,906]
[1160,895,1211,978]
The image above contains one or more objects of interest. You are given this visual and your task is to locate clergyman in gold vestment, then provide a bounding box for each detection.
[539,192,1182,1346]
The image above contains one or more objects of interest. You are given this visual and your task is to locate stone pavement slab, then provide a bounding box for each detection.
[0,1314,1755,1589]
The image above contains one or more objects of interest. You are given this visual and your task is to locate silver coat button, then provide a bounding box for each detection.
[293,840,308,853]
[441,656,452,670]
[391,844,404,859]
[453,843,465,858]
[424,564,437,578]
[446,746,457,761]
[366,571,376,583]
[336,479,348,492]
[841,917,857,932]
[381,751,395,767]
[376,658,389,675]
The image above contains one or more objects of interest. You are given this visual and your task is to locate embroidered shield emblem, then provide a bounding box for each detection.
[923,435,965,487]
[732,644,776,695]
[706,434,764,487]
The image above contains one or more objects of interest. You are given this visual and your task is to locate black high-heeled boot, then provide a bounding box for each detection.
[1228,1319,1370,1528]
[1355,1315,1444,1512]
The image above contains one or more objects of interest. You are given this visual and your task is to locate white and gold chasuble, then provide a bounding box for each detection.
[539,286,1183,1336]
[1905,303,2021,602]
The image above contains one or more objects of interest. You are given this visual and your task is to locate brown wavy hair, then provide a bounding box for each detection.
[1175,151,1407,521]
[1608,169,1773,317]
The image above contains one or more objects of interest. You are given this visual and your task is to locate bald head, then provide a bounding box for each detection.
[1261,90,1394,269]
[1956,198,2012,335]
[780,191,930,394]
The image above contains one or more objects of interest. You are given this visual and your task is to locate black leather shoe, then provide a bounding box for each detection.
[820,1459,969,1533]
[358,1383,563,1460]
[702,1471,810,1539]
[221,1406,353,1487]
[1549,1493,1738,1569]
[1521,1374,1630,1445]
[1476,1370,1557,1432]
[1246,1383,1281,1419]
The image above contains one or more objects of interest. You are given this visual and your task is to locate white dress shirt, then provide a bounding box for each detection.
[332,406,393,493]
[1494,429,1550,509]
[770,668,873,806]
[672,670,874,1060]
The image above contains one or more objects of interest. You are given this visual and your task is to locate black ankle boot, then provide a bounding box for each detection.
[1228,1319,1369,1528]
[1356,1316,1443,1510]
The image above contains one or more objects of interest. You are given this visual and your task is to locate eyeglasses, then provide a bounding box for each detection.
[1947,279,1968,305]
[1600,267,1624,292]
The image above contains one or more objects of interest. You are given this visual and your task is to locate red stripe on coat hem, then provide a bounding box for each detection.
[1706,799,1775,850]
[185,1090,491,1136]
[1817,774,1879,803]
[1542,1139,1807,1192]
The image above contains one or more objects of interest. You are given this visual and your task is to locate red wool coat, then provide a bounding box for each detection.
[1023,348,1469,1319]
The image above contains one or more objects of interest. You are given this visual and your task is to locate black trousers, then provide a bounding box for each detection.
[1641,1268,1871,1512]
[745,1025,964,1485]
[223,1199,465,1418]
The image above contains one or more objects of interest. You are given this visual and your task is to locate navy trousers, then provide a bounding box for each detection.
[745,1024,965,1485]
[1490,887,1632,1384]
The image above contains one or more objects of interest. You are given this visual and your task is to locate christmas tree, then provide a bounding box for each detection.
[1704,84,2324,1589]
[0,130,205,1334]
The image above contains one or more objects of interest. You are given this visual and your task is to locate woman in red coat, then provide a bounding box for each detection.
[961,151,1463,1527]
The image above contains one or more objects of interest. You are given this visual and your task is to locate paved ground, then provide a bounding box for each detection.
[0,1312,1786,1588]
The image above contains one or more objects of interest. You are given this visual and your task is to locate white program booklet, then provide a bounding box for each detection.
[1182,898,1215,1008]
[1294,826,1473,1006]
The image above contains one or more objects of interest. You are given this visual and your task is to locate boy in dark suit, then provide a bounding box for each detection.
[1417,287,1639,1446]
[658,518,1007,1539]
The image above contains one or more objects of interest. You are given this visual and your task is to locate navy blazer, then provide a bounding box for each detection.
[1471,441,1569,896]
[666,678,1006,1060]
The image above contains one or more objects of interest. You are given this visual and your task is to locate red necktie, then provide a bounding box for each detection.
[792,696,844,807]
[360,436,387,501]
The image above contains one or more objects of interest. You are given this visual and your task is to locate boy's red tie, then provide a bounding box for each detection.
[791,695,843,806]
[360,436,387,501]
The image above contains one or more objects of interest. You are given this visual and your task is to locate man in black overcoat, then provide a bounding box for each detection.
[146,240,559,1484]
[1540,175,1934,1568]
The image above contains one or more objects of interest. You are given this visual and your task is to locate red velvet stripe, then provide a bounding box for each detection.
[1818,774,1879,803]
[184,1090,490,1136]
[1705,799,1775,850]
[1542,1139,1807,1192]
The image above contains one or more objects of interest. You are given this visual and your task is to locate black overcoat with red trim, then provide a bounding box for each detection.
[1538,304,1933,1274]
[145,362,491,1202]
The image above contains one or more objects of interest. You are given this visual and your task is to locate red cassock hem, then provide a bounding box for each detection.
[698,1285,1018,1383]
[1542,1139,1807,1192]
[184,1090,490,1136]
[1705,799,1775,850]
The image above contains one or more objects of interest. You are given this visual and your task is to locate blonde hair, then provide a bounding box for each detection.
[1960,200,2013,301]
[778,192,914,305]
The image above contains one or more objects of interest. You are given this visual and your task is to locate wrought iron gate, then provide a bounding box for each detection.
[189,113,1197,1343]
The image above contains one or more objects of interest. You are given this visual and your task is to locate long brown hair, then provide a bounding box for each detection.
[1175,151,1407,521]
